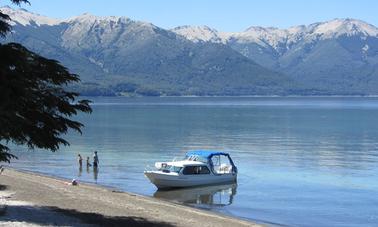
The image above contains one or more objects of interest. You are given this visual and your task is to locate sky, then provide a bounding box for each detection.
[5,0,378,31]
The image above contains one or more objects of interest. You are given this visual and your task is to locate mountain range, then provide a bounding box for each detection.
[2,6,378,96]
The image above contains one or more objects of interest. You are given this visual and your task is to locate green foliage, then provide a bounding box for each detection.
[0,43,92,162]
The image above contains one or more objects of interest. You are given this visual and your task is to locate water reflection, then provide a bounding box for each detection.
[78,166,82,177]
[154,183,237,207]
[93,167,99,183]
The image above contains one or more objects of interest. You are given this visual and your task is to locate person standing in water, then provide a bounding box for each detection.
[93,151,99,168]
[86,157,91,167]
[77,154,83,177]
[86,156,91,173]
[77,154,83,167]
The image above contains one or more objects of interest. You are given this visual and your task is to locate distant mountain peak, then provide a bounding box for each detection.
[172,25,230,43]
[172,18,378,54]
[174,25,215,31]
[67,13,131,24]
[244,26,279,33]
[63,13,161,31]
[0,6,61,26]
[309,18,378,38]
[3,7,378,96]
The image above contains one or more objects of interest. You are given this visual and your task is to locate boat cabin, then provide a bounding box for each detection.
[156,150,237,175]
[185,150,237,175]
[145,150,237,189]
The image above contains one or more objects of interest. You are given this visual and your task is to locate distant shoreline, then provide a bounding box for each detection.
[0,168,259,227]
[81,95,378,98]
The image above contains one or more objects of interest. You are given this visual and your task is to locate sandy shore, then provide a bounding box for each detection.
[0,168,261,227]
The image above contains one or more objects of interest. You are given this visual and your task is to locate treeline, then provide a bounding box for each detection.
[69,82,162,97]
[69,81,372,97]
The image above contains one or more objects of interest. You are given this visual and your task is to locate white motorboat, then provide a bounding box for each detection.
[144,150,238,189]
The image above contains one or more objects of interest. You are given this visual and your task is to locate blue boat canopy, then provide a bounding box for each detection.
[185,150,229,159]
[185,150,237,174]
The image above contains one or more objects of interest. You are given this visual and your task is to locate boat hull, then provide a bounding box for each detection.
[144,171,237,189]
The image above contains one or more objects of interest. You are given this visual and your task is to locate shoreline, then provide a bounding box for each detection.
[0,168,261,227]
[84,95,378,98]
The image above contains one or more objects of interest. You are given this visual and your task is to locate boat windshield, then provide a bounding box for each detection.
[186,155,208,163]
[161,164,182,173]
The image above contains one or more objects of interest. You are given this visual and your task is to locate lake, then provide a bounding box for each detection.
[9,97,378,226]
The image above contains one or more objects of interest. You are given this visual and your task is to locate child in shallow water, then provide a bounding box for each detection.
[86,157,92,168]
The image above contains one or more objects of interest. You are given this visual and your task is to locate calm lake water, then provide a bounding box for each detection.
[9,97,378,226]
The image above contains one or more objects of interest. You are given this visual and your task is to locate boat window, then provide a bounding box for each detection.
[170,166,182,173]
[199,166,210,174]
[211,155,233,174]
[183,166,210,175]
[211,155,220,166]
[161,165,182,173]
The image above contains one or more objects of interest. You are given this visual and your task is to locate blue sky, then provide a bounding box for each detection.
[6,0,378,31]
